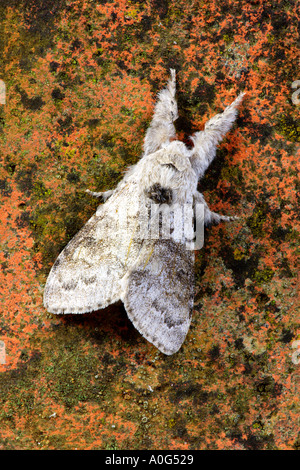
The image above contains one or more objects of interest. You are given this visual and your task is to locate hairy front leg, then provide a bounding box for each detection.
[190,93,245,180]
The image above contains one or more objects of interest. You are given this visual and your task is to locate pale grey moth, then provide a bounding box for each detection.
[44,70,245,355]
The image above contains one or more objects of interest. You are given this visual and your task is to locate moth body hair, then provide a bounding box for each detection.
[44,69,245,355]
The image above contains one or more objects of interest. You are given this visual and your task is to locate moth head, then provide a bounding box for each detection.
[141,141,196,204]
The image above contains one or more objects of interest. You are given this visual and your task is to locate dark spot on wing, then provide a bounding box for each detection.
[83,275,97,285]
[52,258,61,271]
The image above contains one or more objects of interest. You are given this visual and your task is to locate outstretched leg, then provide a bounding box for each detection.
[143,69,178,156]
[190,93,245,180]
[194,191,238,226]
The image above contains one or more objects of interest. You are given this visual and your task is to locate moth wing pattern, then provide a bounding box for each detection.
[43,182,142,314]
[121,239,195,355]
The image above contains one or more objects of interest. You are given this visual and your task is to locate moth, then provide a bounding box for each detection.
[44,70,245,355]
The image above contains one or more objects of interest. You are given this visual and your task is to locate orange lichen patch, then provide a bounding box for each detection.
[0,0,299,451]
